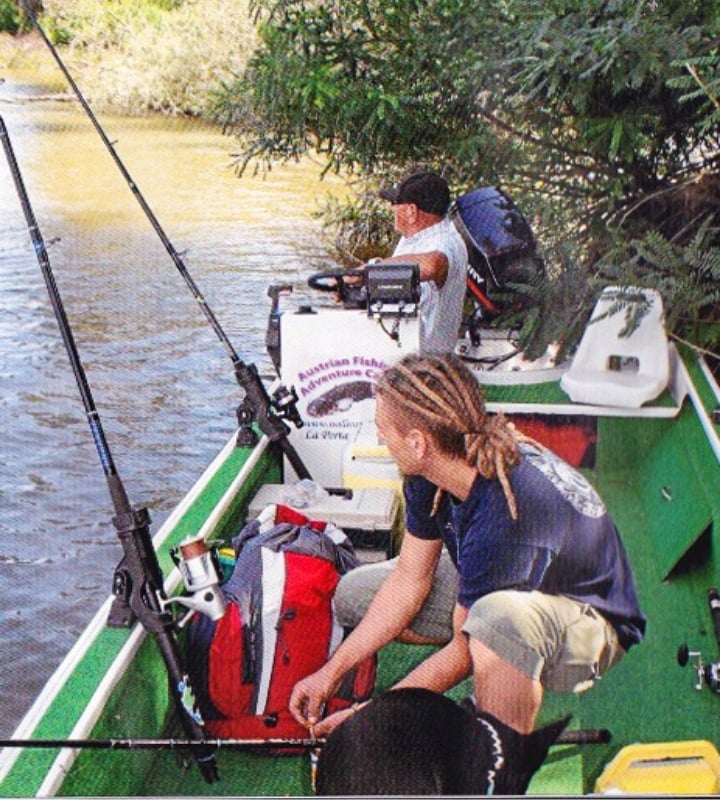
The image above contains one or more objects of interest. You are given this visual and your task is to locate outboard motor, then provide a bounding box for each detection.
[450,186,543,324]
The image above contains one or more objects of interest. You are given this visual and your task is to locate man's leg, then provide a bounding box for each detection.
[335,549,459,644]
[468,638,543,733]
[463,590,623,731]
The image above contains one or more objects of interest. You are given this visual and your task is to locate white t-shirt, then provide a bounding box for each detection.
[393,218,468,353]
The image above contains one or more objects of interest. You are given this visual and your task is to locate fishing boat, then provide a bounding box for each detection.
[3,9,720,795]
[2,225,720,795]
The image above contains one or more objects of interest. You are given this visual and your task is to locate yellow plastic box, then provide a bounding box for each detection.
[595,740,720,794]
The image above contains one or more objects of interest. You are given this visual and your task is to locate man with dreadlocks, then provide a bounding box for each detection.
[290,353,645,739]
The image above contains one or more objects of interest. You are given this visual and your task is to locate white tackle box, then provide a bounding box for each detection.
[248,483,400,562]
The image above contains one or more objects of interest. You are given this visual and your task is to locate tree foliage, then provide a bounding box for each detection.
[217,0,720,358]
[1,1,43,33]
[219,0,488,176]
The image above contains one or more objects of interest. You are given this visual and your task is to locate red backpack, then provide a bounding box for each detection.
[186,504,376,741]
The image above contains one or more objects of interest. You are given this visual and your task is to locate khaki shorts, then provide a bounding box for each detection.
[462,589,625,693]
[335,555,624,694]
[334,549,459,643]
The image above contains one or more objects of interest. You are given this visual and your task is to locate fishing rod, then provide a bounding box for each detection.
[0,115,218,784]
[19,0,310,481]
[0,736,323,751]
[0,726,611,751]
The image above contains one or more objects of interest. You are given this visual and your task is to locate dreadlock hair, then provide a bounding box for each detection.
[376,353,521,519]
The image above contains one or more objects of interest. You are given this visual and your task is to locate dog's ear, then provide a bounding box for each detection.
[521,715,572,777]
[477,713,571,795]
[458,695,476,716]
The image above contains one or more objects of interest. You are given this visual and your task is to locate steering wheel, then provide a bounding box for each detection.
[308,268,365,292]
[307,268,367,307]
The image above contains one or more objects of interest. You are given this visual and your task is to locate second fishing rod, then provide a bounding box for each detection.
[20,0,310,481]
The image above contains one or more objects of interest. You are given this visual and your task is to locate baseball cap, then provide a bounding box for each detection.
[379,171,451,216]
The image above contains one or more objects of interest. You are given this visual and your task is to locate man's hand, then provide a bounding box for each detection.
[289,665,341,730]
[309,705,357,738]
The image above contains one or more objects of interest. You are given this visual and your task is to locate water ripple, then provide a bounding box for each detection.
[0,82,339,738]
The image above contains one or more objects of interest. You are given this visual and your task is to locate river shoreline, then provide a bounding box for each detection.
[0,31,218,115]
[1,31,63,89]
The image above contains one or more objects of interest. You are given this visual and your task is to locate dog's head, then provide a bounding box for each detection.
[316,688,569,795]
[463,700,571,794]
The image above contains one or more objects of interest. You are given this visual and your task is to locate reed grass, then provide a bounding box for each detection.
[31,0,256,116]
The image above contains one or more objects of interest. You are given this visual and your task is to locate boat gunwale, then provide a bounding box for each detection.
[677,347,720,463]
[484,400,681,418]
[0,431,270,796]
[699,357,720,406]
[38,433,271,797]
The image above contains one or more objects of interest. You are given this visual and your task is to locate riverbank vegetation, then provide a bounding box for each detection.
[2,0,254,115]
[3,0,719,361]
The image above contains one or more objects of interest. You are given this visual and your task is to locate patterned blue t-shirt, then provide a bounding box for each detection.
[404,444,646,650]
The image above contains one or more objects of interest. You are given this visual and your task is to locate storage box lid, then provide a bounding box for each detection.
[248,484,399,532]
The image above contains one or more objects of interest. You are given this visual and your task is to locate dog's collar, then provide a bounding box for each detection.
[477,716,505,795]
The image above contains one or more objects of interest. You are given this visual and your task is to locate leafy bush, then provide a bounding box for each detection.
[316,189,395,267]
[0,0,25,33]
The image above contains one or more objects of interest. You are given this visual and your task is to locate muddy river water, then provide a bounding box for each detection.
[0,68,343,737]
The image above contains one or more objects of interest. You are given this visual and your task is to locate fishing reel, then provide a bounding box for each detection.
[162,536,227,626]
[677,588,720,694]
[234,357,305,449]
[676,644,720,693]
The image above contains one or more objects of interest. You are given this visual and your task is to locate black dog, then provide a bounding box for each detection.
[315,687,569,795]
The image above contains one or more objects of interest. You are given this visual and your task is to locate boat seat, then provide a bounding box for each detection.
[560,286,670,408]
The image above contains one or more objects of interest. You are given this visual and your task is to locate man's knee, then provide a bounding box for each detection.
[333,553,456,642]
[461,590,624,693]
[466,636,544,733]
[334,560,396,628]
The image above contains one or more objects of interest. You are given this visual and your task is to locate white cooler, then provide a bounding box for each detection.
[248,484,400,562]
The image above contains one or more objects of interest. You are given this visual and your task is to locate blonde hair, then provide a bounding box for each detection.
[376,353,521,519]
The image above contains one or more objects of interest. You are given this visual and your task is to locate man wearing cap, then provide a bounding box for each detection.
[378,171,468,354]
